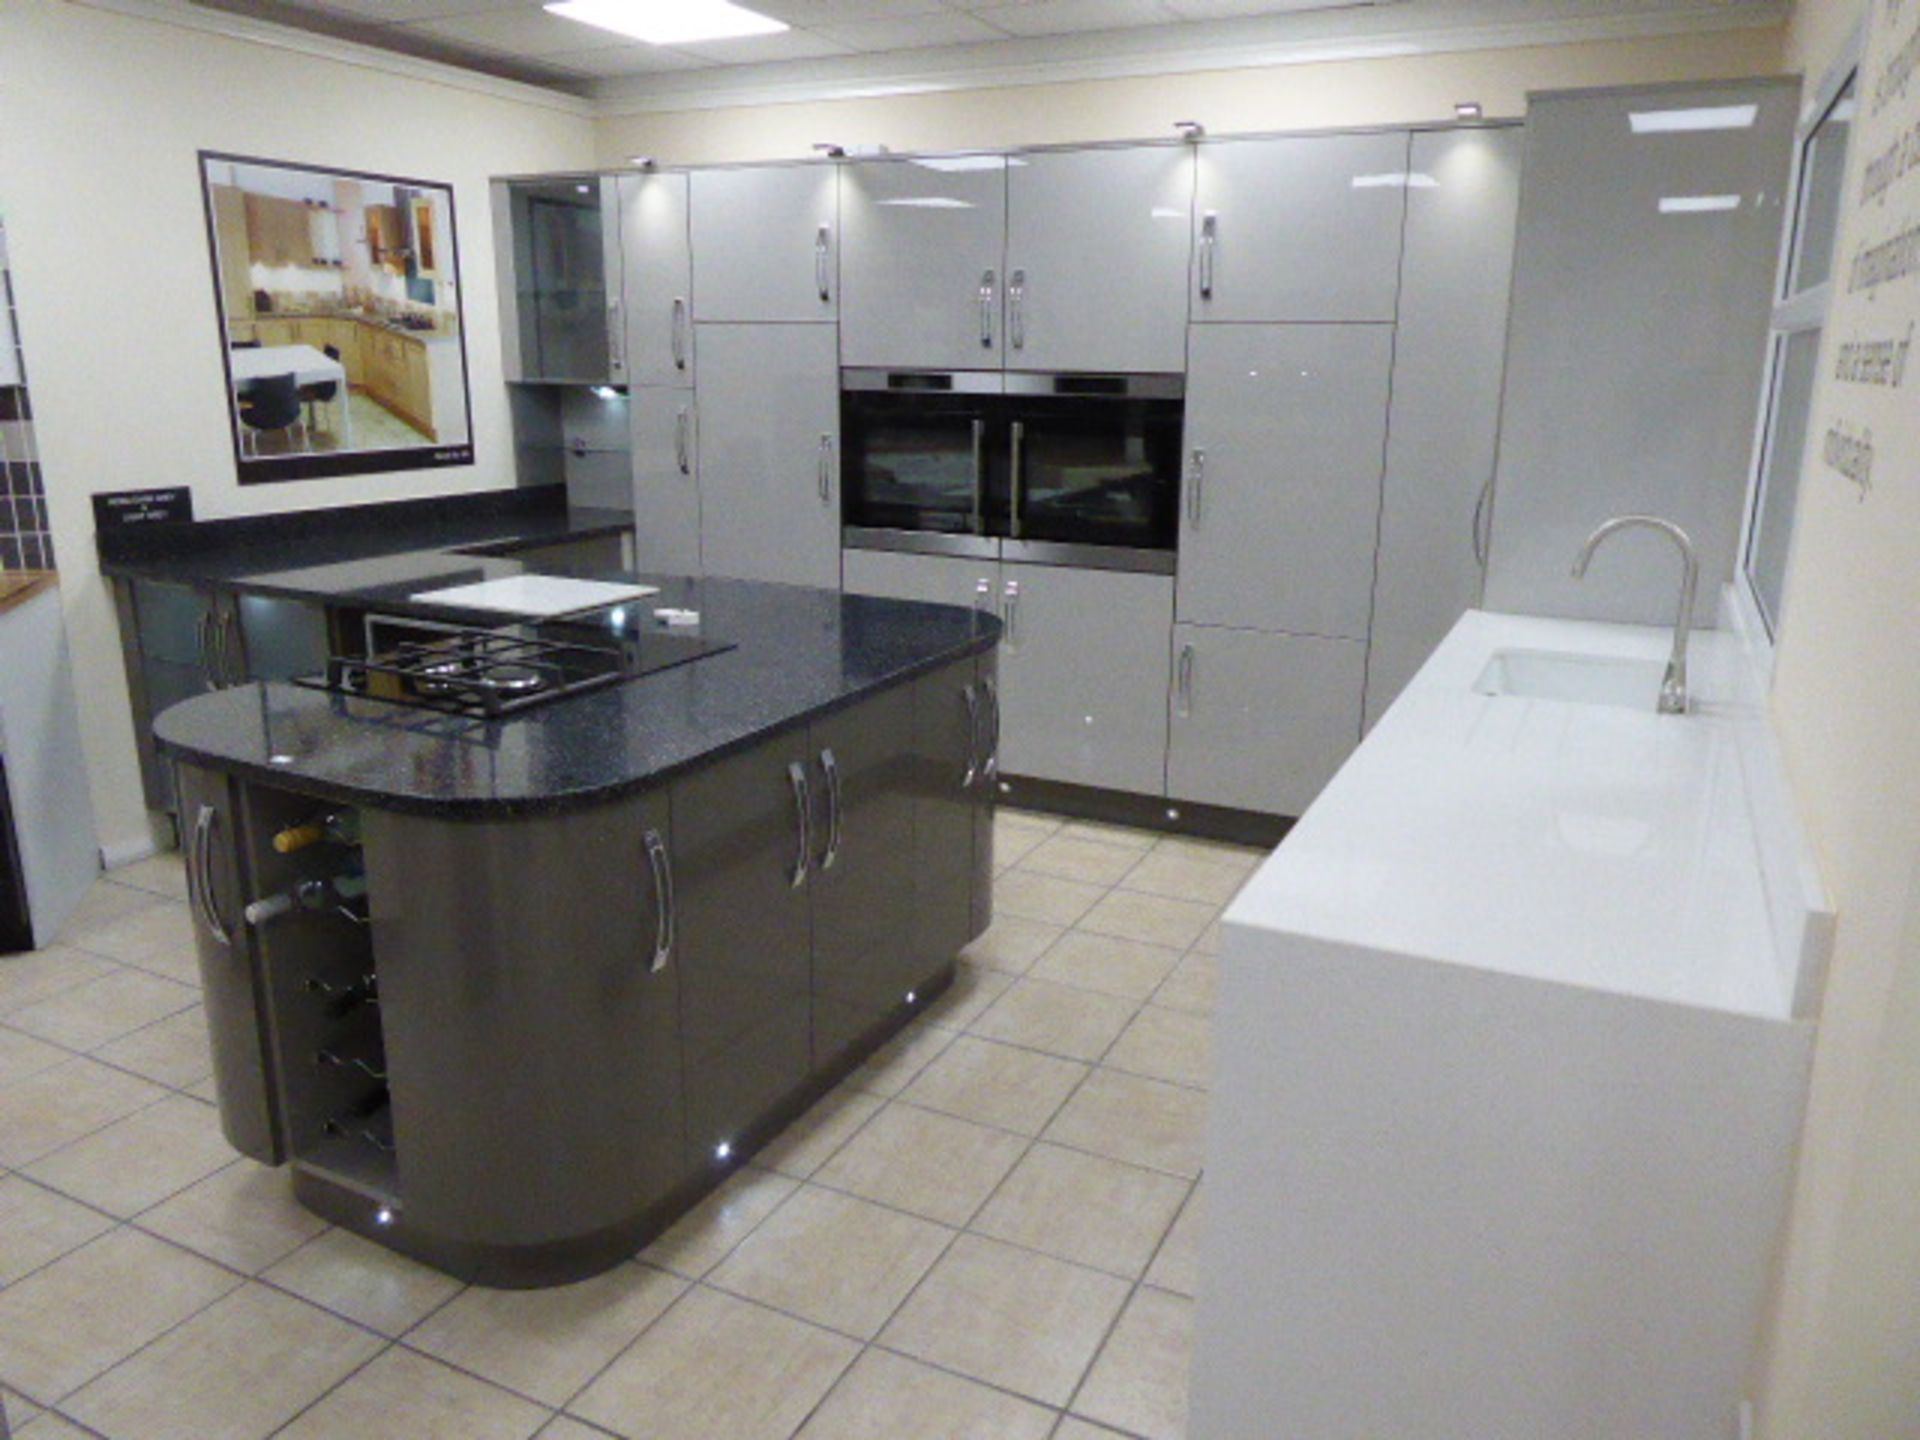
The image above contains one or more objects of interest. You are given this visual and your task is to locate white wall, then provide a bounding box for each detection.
[1756,0,1920,1432]
[594,28,1786,166]
[0,0,595,861]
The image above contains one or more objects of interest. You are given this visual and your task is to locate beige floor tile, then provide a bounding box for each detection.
[879,1233,1130,1407]
[960,915,1064,976]
[899,1035,1087,1136]
[1019,835,1143,888]
[1075,890,1216,951]
[405,1264,685,1408]
[0,1027,69,1089]
[5,968,198,1053]
[1158,834,1265,866]
[0,1228,239,1401]
[105,853,189,902]
[794,1347,1056,1440]
[90,1005,211,1089]
[535,1420,608,1440]
[993,870,1107,928]
[1053,1415,1132,1438]
[641,1166,798,1279]
[278,1345,549,1440]
[1118,848,1253,907]
[0,949,117,1019]
[60,896,199,985]
[4,1390,45,1432]
[1150,951,1217,1016]
[917,962,1012,1030]
[993,814,1060,871]
[814,1103,1026,1227]
[572,1285,858,1440]
[1144,1186,1203,1298]
[25,1094,232,1218]
[971,1144,1188,1280]
[1072,1286,1194,1440]
[1028,931,1183,1003]
[1105,1006,1213,1091]
[969,977,1137,1063]
[138,1159,329,1274]
[708,1186,952,1341]
[266,1227,465,1338]
[66,1281,382,1440]
[52,884,156,949]
[1056,820,1159,853]
[756,1082,885,1178]
[846,1021,956,1099]
[0,1057,169,1169]
[1192,919,1223,955]
[1043,1068,1209,1179]
[0,1176,115,1288]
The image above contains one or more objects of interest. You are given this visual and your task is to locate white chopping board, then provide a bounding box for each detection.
[410,575,660,618]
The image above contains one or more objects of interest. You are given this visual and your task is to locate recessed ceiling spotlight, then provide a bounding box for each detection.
[1455,101,1483,121]
[545,0,787,47]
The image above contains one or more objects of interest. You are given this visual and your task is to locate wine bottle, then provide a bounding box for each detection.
[243,866,368,927]
[272,810,361,855]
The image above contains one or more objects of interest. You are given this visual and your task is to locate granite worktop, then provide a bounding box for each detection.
[153,576,998,818]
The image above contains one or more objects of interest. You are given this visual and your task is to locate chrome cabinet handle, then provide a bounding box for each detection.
[815,224,832,302]
[1002,579,1020,647]
[819,747,842,870]
[1008,269,1026,350]
[982,676,1000,779]
[961,683,980,788]
[978,269,996,349]
[974,576,993,613]
[193,803,232,947]
[670,297,688,370]
[607,298,625,377]
[1472,473,1494,568]
[1177,644,1195,718]
[224,610,245,686]
[1187,447,1206,527]
[970,419,986,535]
[817,433,835,505]
[1009,421,1026,540]
[1199,211,1218,300]
[675,406,692,475]
[786,761,811,888]
[196,612,218,692]
[644,828,674,973]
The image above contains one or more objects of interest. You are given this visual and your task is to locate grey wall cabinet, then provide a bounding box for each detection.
[841,156,1008,370]
[1178,323,1394,639]
[493,176,625,385]
[1191,131,1410,322]
[1485,79,1797,624]
[1004,146,1194,374]
[696,323,841,588]
[1365,126,1525,729]
[997,562,1173,795]
[690,165,838,322]
[629,388,702,574]
[617,171,695,389]
[1166,624,1365,817]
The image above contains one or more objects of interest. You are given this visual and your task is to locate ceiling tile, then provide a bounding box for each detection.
[298,0,529,24]
[966,0,1179,38]
[814,11,1011,48]
[674,27,858,62]
[748,0,950,21]
[538,42,718,75]
[400,6,617,57]
[1160,0,1384,18]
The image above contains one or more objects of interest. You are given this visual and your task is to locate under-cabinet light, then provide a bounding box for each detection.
[544,0,786,46]
[1629,103,1758,134]
[591,385,622,399]
[878,197,973,209]
[1659,194,1742,214]
[911,155,1006,173]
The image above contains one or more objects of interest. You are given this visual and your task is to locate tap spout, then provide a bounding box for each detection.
[1571,514,1698,715]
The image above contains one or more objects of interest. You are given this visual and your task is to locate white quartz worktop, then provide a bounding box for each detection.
[1228,606,1830,1021]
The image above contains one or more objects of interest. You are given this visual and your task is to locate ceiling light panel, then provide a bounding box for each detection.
[545,0,789,45]
[1628,104,1759,134]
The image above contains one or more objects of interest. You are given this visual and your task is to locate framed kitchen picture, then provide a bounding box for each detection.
[198,151,475,484]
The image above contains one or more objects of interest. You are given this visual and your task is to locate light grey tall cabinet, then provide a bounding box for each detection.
[621,172,701,573]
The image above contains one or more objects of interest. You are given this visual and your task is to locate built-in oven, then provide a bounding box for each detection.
[841,369,1183,570]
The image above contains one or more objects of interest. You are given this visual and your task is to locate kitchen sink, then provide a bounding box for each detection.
[1472,648,1668,711]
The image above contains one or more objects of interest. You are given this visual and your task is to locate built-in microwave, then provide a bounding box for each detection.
[841,369,1184,569]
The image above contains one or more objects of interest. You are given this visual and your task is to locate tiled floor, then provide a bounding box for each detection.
[0,810,1256,1440]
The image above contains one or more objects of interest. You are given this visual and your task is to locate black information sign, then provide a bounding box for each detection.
[92,487,193,530]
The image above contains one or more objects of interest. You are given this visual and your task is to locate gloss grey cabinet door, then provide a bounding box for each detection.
[630,387,702,575]
[1166,623,1365,817]
[1177,324,1394,639]
[1004,146,1193,374]
[1365,126,1524,729]
[695,323,841,589]
[912,654,994,975]
[841,156,1008,370]
[1191,131,1410,322]
[841,548,999,613]
[690,165,838,322]
[996,563,1172,796]
[618,171,694,389]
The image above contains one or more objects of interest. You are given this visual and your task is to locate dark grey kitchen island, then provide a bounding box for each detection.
[151,566,999,1288]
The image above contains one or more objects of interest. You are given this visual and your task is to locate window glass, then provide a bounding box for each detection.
[1749,327,1822,632]
[1789,77,1854,294]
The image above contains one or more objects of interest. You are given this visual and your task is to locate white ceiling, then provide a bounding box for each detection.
[190,0,1786,100]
